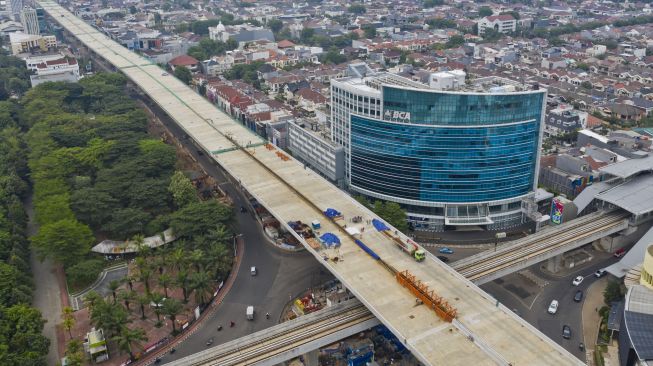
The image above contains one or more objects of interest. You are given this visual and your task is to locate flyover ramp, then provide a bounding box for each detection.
[452,211,630,284]
[40,2,583,364]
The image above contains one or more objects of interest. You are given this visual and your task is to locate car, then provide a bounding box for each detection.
[240,206,247,213]
[614,248,626,258]
[250,266,257,276]
[572,275,584,286]
[439,247,454,254]
[574,290,583,302]
[562,325,572,339]
[595,269,607,278]
[161,72,169,76]
[436,256,450,263]
[548,300,559,314]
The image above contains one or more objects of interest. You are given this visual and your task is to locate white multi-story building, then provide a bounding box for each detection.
[287,120,345,184]
[20,6,39,35]
[477,14,517,35]
[24,53,80,86]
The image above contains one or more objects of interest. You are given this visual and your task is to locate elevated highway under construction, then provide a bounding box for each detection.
[39,1,583,364]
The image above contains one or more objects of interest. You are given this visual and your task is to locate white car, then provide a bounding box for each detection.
[572,275,584,286]
[548,300,559,314]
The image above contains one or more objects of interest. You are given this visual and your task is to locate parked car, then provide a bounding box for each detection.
[614,248,626,258]
[250,266,257,276]
[595,269,607,278]
[439,247,454,254]
[574,290,583,302]
[572,275,584,286]
[548,300,559,314]
[562,325,572,339]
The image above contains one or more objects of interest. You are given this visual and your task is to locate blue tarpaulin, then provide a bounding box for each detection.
[320,233,341,247]
[324,208,341,218]
[372,219,389,231]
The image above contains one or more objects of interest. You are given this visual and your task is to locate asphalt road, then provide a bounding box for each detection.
[136,97,333,363]
[482,253,619,362]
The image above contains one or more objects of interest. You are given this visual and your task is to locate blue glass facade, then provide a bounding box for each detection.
[349,86,544,204]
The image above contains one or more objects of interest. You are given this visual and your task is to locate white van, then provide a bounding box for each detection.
[246,306,254,320]
[250,266,257,276]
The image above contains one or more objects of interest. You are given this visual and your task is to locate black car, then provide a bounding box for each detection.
[574,290,583,302]
[436,256,450,263]
[562,325,572,339]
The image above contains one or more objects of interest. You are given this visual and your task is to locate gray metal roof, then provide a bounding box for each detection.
[595,174,653,215]
[599,154,653,179]
[606,225,653,278]
[624,285,653,361]
[572,181,612,213]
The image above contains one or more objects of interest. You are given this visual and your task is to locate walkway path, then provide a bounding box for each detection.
[582,276,608,365]
[69,263,128,310]
[26,195,63,365]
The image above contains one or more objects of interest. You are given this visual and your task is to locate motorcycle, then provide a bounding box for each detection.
[206,338,214,346]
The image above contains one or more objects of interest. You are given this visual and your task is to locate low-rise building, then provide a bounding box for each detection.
[24,53,80,86]
[477,14,516,36]
[287,120,345,184]
[9,31,56,55]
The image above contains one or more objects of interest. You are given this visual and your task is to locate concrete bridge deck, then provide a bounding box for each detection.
[39,2,583,364]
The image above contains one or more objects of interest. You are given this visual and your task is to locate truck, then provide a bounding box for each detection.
[246,306,254,320]
[384,232,425,262]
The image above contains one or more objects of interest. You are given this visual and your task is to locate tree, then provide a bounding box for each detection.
[119,290,136,312]
[174,66,193,85]
[162,298,183,334]
[62,306,75,339]
[158,273,172,298]
[268,19,283,34]
[176,268,190,303]
[362,25,376,39]
[136,294,149,319]
[64,339,84,366]
[109,280,121,304]
[604,281,625,305]
[300,28,315,43]
[190,270,213,306]
[445,35,465,49]
[149,292,165,325]
[0,304,50,365]
[423,0,444,7]
[348,4,366,14]
[170,201,233,239]
[321,47,347,65]
[136,260,153,295]
[168,171,197,208]
[478,6,493,17]
[581,81,593,90]
[129,5,137,14]
[65,259,104,288]
[112,326,147,360]
[31,219,94,267]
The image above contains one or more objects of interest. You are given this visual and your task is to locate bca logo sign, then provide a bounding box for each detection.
[384,110,411,121]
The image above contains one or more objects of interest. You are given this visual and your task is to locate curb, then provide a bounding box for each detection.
[135,237,246,365]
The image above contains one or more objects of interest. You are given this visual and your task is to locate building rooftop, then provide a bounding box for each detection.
[599,154,653,179]
[595,173,653,216]
[625,285,653,361]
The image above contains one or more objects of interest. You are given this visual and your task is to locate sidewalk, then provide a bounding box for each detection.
[582,276,608,365]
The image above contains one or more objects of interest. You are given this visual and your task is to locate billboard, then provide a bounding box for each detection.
[551,198,564,225]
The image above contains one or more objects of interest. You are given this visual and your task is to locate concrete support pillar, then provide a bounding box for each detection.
[545,254,563,273]
[303,349,319,366]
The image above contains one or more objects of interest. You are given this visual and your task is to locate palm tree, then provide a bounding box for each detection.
[158,273,172,298]
[208,224,231,245]
[150,292,165,326]
[62,306,75,339]
[136,294,149,320]
[206,242,232,280]
[176,268,190,303]
[119,290,136,312]
[65,339,84,366]
[137,264,153,295]
[132,234,146,255]
[109,280,121,304]
[112,326,148,360]
[189,249,205,272]
[162,298,183,334]
[84,290,102,313]
[170,246,186,271]
[190,270,213,306]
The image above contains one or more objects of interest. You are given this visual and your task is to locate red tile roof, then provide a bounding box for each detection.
[169,54,199,66]
[277,39,295,48]
[486,14,515,22]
